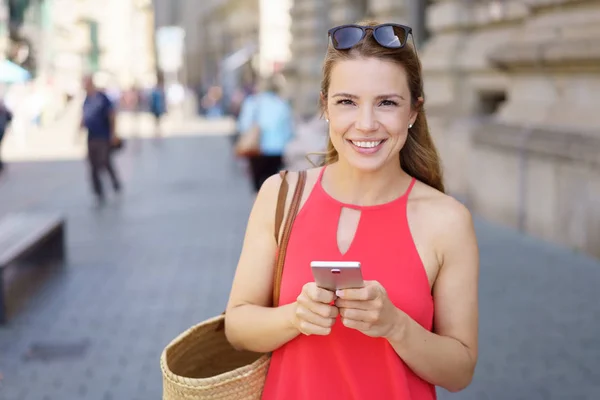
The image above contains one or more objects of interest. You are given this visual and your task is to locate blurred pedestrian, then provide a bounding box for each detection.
[235,76,294,193]
[202,86,225,118]
[0,98,12,173]
[122,84,142,138]
[80,75,122,205]
[150,76,167,138]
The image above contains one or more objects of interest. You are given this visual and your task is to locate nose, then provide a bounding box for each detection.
[355,105,378,132]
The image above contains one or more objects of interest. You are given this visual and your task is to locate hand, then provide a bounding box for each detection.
[292,282,339,336]
[335,280,406,339]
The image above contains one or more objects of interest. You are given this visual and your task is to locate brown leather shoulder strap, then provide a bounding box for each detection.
[216,170,307,331]
[272,170,307,306]
[274,170,289,243]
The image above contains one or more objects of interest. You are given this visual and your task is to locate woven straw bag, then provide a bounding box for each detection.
[161,170,307,399]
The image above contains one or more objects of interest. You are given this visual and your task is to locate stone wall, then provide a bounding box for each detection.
[421,0,600,258]
[288,0,331,118]
[198,0,259,87]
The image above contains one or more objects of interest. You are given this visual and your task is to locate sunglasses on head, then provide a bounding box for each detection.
[328,23,416,52]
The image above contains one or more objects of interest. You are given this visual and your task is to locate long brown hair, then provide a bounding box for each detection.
[319,20,445,193]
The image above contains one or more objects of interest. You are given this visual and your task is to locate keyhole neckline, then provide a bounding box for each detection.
[316,166,416,211]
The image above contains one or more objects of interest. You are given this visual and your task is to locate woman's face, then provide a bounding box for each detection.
[325,56,417,172]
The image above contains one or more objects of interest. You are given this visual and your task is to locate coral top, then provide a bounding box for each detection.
[262,167,436,399]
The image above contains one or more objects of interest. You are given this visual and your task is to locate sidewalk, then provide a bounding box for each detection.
[0,131,598,399]
[1,106,235,163]
[0,132,252,400]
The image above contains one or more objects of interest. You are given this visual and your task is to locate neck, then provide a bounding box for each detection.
[324,158,412,206]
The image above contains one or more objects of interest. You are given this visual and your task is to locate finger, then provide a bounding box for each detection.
[306,284,336,304]
[337,281,381,301]
[339,307,378,323]
[341,317,371,332]
[335,299,374,311]
[298,320,332,336]
[298,295,339,318]
[336,287,371,301]
[296,305,336,330]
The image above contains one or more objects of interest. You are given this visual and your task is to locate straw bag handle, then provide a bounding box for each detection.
[272,170,307,306]
[217,170,307,331]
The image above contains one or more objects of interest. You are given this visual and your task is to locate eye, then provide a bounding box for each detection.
[379,99,399,107]
[335,99,355,106]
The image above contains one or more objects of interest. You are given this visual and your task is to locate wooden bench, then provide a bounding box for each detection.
[0,212,66,324]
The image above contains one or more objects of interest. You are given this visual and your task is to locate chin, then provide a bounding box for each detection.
[344,154,390,172]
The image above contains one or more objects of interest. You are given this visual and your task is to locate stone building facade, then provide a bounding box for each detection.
[199,0,260,88]
[1,0,155,89]
[421,0,600,258]
[287,0,600,258]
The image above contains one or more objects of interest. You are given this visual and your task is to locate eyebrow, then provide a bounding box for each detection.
[331,92,406,101]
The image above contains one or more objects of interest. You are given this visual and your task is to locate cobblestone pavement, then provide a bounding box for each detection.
[0,131,599,400]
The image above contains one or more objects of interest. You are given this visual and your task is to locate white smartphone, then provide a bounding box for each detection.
[310,261,364,291]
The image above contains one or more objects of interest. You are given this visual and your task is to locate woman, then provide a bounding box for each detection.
[225,21,479,399]
[236,76,294,192]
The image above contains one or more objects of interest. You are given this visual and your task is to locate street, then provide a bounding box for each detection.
[0,125,599,400]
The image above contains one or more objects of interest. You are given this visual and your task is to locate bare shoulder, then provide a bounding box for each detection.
[254,167,322,229]
[410,182,476,253]
[252,173,285,227]
[412,181,471,221]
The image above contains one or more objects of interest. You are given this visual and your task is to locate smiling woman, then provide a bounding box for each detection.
[225,20,479,400]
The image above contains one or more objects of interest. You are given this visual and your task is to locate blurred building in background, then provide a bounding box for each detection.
[156,0,292,106]
[259,0,292,78]
[421,0,600,257]
[1,0,156,91]
[153,0,216,91]
[201,0,260,97]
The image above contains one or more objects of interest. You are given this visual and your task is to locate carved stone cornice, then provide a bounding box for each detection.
[488,37,600,72]
[424,103,463,120]
[472,121,600,166]
[521,0,586,9]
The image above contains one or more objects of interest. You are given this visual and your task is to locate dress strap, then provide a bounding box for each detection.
[405,177,417,198]
[317,165,327,184]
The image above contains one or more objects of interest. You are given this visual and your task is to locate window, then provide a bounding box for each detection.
[476,90,507,118]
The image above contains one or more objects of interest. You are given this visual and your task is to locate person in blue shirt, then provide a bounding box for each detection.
[81,75,121,204]
[150,75,167,137]
[237,76,294,192]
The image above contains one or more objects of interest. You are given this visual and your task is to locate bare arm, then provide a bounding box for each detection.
[388,201,479,392]
[225,174,301,353]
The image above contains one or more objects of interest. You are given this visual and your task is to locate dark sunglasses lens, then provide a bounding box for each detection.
[332,27,364,49]
[374,25,407,48]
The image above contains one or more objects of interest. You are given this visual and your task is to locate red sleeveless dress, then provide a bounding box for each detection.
[262,167,436,400]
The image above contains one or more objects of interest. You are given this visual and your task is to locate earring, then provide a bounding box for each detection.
[326,119,329,123]
[408,123,413,129]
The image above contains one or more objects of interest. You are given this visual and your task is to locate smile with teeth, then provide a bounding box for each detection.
[349,139,385,148]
